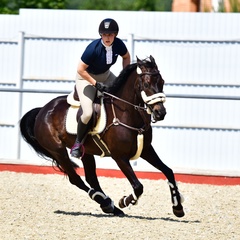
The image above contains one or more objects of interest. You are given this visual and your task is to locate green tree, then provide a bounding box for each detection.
[217,0,240,12]
[156,0,173,11]
[0,0,66,14]
[67,0,172,11]
[0,0,173,14]
[131,0,156,11]
[229,0,240,12]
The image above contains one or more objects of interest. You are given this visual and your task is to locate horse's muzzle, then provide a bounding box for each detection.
[152,104,166,121]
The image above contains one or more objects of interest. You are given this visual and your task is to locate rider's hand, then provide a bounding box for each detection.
[95,82,107,92]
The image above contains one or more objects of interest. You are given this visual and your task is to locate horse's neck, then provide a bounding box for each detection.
[113,72,148,124]
[116,72,138,104]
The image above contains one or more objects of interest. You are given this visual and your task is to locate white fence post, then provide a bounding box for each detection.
[127,33,134,62]
[17,31,25,159]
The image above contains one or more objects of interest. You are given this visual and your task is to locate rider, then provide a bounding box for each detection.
[71,18,131,158]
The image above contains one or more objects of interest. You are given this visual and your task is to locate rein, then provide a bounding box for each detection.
[102,92,150,134]
[100,63,166,134]
[103,92,145,111]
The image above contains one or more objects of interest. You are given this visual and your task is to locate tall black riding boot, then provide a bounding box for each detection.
[70,119,91,158]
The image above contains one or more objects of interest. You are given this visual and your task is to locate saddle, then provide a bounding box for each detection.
[66,87,110,157]
[66,87,144,160]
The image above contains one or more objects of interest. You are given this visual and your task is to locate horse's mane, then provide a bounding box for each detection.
[108,63,137,93]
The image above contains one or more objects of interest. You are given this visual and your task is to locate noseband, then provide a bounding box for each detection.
[139,71,165,103]
[138,70,166,113]
[141,91,166,105]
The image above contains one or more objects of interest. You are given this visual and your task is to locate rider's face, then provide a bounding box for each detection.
[101,33,116,46]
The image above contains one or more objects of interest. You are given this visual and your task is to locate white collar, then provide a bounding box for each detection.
[101,40,112,49]
[101,40,113,64]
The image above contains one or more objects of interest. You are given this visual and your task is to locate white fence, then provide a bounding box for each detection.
[0,9,240,176]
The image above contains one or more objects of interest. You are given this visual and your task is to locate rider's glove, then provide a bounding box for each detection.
[95,82,107,92]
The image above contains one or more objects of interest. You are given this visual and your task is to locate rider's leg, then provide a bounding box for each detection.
[70,118,92,158]
[71,71,115,158]
[71,78,96,158]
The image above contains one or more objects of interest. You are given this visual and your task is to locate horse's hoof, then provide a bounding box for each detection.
[173,206,185,218]
[100,197,114,213]
[113,207,125,217]
[118,196,127,208]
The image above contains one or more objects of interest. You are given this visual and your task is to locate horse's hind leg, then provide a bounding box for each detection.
[141,144,184,217]
[48,148,90,193]
[46,147,121,215]
[81,154,103,191]
[81,154,124,216]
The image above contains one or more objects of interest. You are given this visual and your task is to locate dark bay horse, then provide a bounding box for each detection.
[20,56,184,217]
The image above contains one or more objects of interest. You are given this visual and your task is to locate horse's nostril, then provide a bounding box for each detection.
[153,108,166,121]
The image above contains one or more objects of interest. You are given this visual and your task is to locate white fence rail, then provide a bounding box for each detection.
[0,10,240,176]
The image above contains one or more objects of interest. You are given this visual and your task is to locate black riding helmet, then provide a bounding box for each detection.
[99,18,119,35]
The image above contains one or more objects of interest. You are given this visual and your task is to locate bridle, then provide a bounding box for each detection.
[101,66,166,133]
[137,68,166,114]
[101,91,148,134]
[138,71,159,76]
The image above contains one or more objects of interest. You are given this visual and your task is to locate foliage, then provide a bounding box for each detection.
[217,0,240,12]
[0,0,172,14]
[67,0,172,11]
[229,0,240,12]
[217,0,225,12]
[2,0,240,15]
[0,0,66,14]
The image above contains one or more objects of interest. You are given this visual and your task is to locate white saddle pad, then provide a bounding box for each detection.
[65,91,143,159]
[65,93,107,135]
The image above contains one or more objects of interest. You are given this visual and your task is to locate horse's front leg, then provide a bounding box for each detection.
[141,144,185,218]
[113,157,143,209]
[81,154,124,216]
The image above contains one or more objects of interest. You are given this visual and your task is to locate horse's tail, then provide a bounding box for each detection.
[20,107,79,171]
[19,108,53,160]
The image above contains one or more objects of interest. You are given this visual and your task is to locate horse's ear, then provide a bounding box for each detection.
[136,56,142,73]
[150,55,155,64]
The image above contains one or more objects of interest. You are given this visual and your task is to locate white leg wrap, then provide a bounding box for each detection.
[92,191,107,200]
[88,188,94,195]
[167,181,184,205]
[123,196,128,207]
[123,193,139,208]
[132,192,138,201]
[88,188,107,200]
[180,193,185,203]
[173,196,178,207]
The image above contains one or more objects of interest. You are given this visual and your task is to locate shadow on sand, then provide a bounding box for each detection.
[54,209,200,223]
